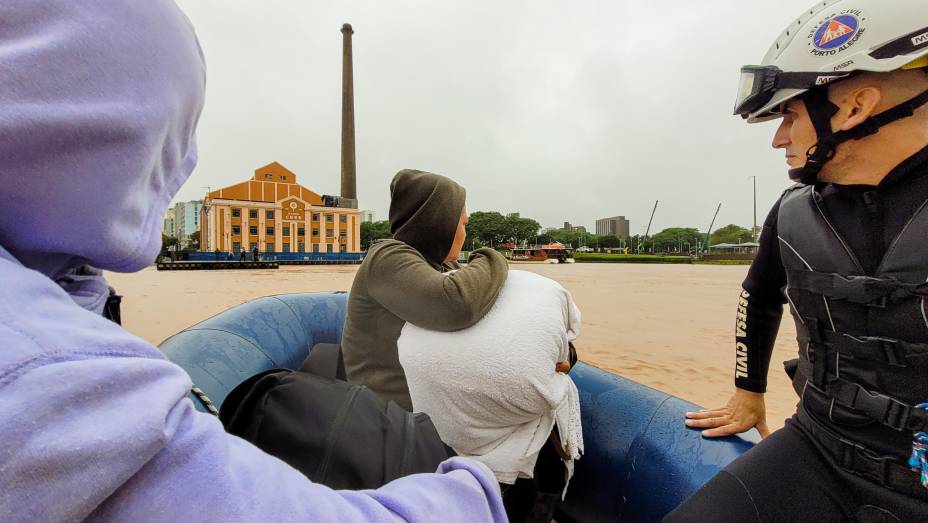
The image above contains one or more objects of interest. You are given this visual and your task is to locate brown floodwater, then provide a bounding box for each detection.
[107,262,799,431]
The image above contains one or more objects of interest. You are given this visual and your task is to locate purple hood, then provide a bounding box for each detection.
[0,3,507,520]
[0,0,206,276]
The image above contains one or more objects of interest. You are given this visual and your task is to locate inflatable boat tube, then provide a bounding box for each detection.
[159,292,758,522]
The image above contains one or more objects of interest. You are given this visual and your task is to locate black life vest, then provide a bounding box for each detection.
[778,183,928,465]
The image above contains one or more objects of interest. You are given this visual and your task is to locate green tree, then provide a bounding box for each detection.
[651,227,702,253]
[466,212,507,247]
[186,231,200,251]
[709,224,754,246]
[503,216,541,246]
[592,235,623,249]
[361,220,392,250]
[162,234,178,249]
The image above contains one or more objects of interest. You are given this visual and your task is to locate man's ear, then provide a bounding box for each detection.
[838,86,882,132]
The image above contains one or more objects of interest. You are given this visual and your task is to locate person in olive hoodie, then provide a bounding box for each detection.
[342,170,509,411]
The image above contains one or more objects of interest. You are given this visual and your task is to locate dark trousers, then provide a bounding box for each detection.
[501,436,567,523]
[664,415,928,522]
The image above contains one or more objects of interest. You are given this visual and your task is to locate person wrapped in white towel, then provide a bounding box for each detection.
[398,269,583,522]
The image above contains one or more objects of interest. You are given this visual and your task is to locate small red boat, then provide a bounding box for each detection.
[510,243,574,263]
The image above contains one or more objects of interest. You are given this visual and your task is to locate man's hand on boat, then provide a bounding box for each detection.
[683,388,771,438]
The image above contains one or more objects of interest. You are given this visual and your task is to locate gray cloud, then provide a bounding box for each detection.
[175,0,817,233]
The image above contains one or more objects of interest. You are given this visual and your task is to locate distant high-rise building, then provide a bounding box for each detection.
[173,200,203,248]
[562,221,587,233]
[596,216,630,239]
[163,209,176,239]
[360,210,376,223]
[507,212,521,219]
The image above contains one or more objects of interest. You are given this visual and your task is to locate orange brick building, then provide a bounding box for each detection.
[200,162,361,254]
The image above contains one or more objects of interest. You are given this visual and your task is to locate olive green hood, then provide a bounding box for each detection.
[389,169,466,266]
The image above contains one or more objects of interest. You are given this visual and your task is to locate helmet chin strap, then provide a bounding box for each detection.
[790,86,928,185]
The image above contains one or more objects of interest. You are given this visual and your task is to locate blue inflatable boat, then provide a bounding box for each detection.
[159,292,759,522]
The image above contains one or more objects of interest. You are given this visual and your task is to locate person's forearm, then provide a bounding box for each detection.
[369,245,508,331]
[734,288,783,393]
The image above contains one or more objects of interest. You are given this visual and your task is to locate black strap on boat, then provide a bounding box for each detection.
[787,270,928,306]
[796,408,928,499]
[828,379,928,433]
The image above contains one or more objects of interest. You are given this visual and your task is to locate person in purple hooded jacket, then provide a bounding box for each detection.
[0,1,507,521]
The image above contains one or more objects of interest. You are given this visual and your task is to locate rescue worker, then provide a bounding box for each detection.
[668,0,928,520]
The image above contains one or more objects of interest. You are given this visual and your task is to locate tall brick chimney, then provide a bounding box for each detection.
[340,23,358,206]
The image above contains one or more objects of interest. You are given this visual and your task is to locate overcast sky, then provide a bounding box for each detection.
[173,0,818,233]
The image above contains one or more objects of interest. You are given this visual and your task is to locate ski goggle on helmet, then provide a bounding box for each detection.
[733,0,928,123]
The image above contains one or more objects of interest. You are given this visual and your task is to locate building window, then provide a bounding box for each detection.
[312,228,319,237]
[326,244,334,254]
[232,209,241,218]
[265,174,272,180]
[232,226,241,235]
[340,245,347,253]
[249,210,257,219]
[298,228,305,236]
[282,244,290,253]
[233,242,241,253]
[326,214,334,223]
[266,210,274,220]
[249,226,258,235]
[312,244,319,253]
[340,215,347,224]
[339,230,347,237]
[326,229,334,238]
[266,243,274,253]
[312,213,320,221]
[282,176,287,181]
[298,243,305,253]
[283,227,290,237]
[250,243,257,250]
[266,227,274,235]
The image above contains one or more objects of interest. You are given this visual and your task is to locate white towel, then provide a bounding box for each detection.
[398,270,583,488]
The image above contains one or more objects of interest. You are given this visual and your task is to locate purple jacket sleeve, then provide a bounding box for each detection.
[0,353,507,522]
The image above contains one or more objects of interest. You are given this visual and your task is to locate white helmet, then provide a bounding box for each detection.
[735,0,928,123]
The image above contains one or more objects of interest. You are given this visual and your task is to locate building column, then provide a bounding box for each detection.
[241,207,249,252]
[304,209,311,253]
[334,212,340,253]
[223,206,232,252]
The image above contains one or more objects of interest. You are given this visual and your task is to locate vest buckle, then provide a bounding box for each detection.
[878,339,906,367]
[884,398,912,432]
[865,295,888,309]
[841,381,912,432]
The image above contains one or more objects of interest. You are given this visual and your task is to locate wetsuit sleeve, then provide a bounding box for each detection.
[735,199,788,393]
[367,245,509,332]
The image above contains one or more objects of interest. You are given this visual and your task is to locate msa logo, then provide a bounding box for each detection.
[913,31,928,47]
[815,75,843,86]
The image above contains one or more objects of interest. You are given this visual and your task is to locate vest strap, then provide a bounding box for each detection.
[796,408,928,499]
[795,323,928,367]
[787,270,928,306]
[829,379,928,433]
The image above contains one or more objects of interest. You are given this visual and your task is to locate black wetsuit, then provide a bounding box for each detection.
[666,147,928,522]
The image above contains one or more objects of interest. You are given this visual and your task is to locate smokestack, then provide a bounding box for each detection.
[340,23,357,204]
